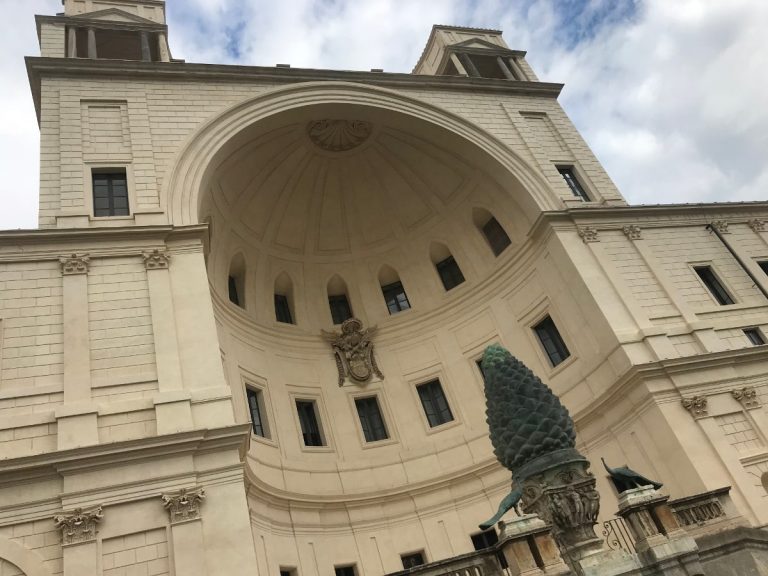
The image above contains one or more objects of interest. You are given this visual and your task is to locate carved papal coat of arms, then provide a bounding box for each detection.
[321,318,384,386]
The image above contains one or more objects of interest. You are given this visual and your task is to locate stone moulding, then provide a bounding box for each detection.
[161,486,205,524]
[732,386,760,409]
[142,248,171,269]
[53,505,103,545]
[681,395,708,419]
[59,253,90,275]
[307,119,373,152]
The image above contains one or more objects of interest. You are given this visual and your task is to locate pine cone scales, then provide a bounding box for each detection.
[482,344,576,472]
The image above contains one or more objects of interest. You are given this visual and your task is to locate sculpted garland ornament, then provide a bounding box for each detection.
[322,318,383,386]
[307,119,373,152]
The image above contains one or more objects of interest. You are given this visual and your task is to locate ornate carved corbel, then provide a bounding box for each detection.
[53,505,103,545]
[59,253,90,275]
[577,226,599,243]
[681,395,708,419]
[732,386,760,409]
[622,224,642,240]
[748,219,766,232]
[161,487,205,523]
[142,248,171,270]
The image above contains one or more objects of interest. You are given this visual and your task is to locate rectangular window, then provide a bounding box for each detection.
[329,294,353,325]
[533,315,571,367]
[744,328,765,346]
[694,266,734,305]
[436,255,465,291]
[245,387,268,438]
[758,261,768,276]
[382,281,411,314]
[92,169,129,216]
[471,528,499,550]
[228,276,241,307]
[354,396,388,442]
[401,551,425,569]
[476,359,486,382]
[417,379,454,428]
[334,566,356,576]
[275,293,294,323]
[279,570,296,576]
[296,400,324,447]
[557,166,589,201]
[482,217,511,256]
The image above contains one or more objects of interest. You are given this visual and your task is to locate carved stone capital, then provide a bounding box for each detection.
[681,395,708,419]
[54,506,103,545]
[577,226,599,243]
[59,253,90,275]
[161,487,205,524]
[732,386,760,409]
[622,224,642,240]
[307,119,372,152]
[142,249,171,270]
[748,219,766,232]
[710,220,729,234]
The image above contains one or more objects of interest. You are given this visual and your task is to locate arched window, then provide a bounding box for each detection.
[379,265,410,315]
[228,253,245,308]
[473,208,511,256]
[327,274,353,325]
[430,242,465,291]
[274,272,295,324]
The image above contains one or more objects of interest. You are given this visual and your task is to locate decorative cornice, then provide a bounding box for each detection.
[53,505,103,545]
[161,486,205,523]
[622,224,642,240]
[59,253,90,275]
[681,396,708,419]
[307,119,372,152]
[732,386,760,409]
[577,226,599,243]
[748,219,766,232]
[142,248,171,269]
[710,220,730,234]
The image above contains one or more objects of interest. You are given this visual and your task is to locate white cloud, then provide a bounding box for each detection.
[1,0,766,229]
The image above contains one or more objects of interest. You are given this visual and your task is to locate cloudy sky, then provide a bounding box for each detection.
[1,0,767,229]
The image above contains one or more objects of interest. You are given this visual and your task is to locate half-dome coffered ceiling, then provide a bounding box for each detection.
[200,104,531,263]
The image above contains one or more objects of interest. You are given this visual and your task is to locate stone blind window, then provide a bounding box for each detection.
[694,266,735,305]
[744,328,765,346]
[381,281,411,314]
[246,388,269,438]
[557,166,590,201]
[533,315,571,367]
[417,380,453,427]
[401,551,426,569]
[329,294,353,325]
[334,566,357,576]
[354,396,388,442]
[92,169,129,216]
[481,217,511,256]
[296,400,324,447]
[274,293,294,324]
[436,255,465,291]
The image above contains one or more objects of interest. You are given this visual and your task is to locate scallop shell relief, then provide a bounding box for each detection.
[307,119,372,152]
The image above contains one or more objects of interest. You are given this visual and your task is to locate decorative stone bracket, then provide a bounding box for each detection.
[681,396,708,419]
[161,486,205,524]
[142,248,171,269]
[59,253,90,275]
[577,226,599,243]
[732,387,760,409]
[53,505,103,545]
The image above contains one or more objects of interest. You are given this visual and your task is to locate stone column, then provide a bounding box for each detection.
[459,53,481,77]
[507,57,527,80]
[157,31,171,62]
[161,487,208,576]
[55,506,103,576]
[143,249,194,434]
[140,31,152,61]
[496,56,516,80]
[56,254,98,450]
[87,27,97,59]
[67,26,77,58]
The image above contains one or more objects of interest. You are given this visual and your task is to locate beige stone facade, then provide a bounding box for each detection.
[3,2,768,575]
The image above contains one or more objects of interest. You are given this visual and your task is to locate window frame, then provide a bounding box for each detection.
[381,280,411,315]
[288,390,333,452]
[556,165,590,202]
[401,550,427,569]
[353,395,390,444]
[435,254,466,291]
[757,260,768,277]
[480,216,512,256]
[744,327,766,346]
[245,386,270,439]
[274,293,294,324]
[347,389,398,448]
[239,374,277,448]
[328,293,353,325]
[334,565,357,576]
[692,264,736,306]
[416,378,455,429]
[87,165,135,219]
[533,314,571,368]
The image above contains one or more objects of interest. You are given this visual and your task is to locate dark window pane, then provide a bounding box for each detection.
[355,397,388,442]
[275,293,294,324]
[694,266,734,305]
[744,328,765,346]
[228,275,241,307]
[471,528,499,550]
[417,380,453,427]
[533,316,571,367]
[436,255,465,291]
[91,170,129,217]
[758,261,768,276]
[334,567,356,576]
[482,217,511,256]
[401,552,425,569]
[296,400,324,446]
[382,281,410,314]
[329,294,353,324]
[246,388,266,437]
[557,166,590,201]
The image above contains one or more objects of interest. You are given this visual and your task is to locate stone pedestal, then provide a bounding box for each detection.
[498,515,569,575]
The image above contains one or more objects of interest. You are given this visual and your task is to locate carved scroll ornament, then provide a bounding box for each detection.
[322,318,383,386]
[54,505,103,545]
[161,487,205,524]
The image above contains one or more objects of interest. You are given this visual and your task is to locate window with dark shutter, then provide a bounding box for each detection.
[694,266,734,305]
[92,169,129,216]
[436,255,465,291]
[329,294,353,324]
[416,380,454,427]
[744,328,765,346]
[481,217,511,256]
[296,400,324,447]
[275,293,294,323]
[245,388,268,438]
[354,396,388,442]
[557,166,590,201]
[533,316,571,367]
